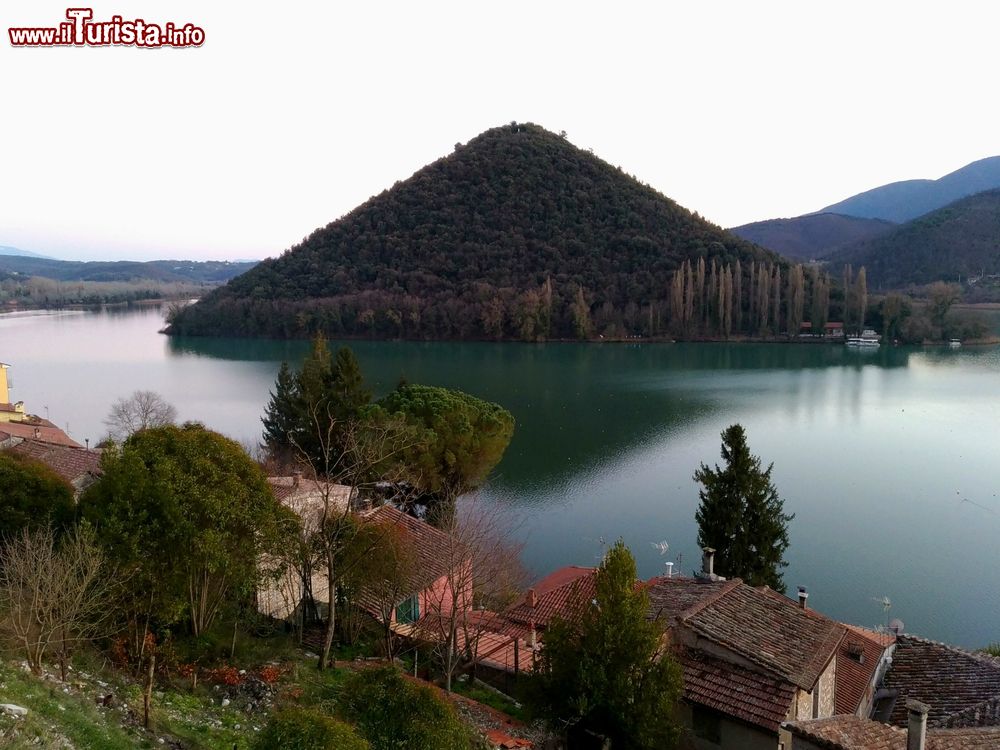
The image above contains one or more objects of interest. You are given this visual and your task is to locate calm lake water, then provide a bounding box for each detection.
[2,306,1000,648]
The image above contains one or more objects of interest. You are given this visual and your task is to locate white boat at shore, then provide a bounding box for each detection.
[846,329,881,348]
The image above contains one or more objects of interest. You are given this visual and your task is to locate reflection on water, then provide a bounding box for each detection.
[4,306,1000,648]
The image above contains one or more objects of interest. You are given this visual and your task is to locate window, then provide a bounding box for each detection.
[692,705,722,744]
[395,594,419,624]
[813,683,821,718]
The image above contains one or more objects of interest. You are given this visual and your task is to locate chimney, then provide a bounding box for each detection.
[906,699,929,750]
[798,586,809,609]
[702,548,715,577]
[85,438,90,451]
[292,469,302,488]
[526,588,538,608]
[665,561,674,578]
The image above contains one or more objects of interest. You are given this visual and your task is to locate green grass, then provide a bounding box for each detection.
[451,679,528,722]
[0,662,142,749]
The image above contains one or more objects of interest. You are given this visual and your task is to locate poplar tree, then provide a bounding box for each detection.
[772,266,782,335]
[855,266,868,333]
[694,424,793,592]
[734,259,743,332]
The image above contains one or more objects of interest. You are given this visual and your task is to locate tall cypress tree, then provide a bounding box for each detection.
[262,362,300,454]
[262,338,373,471]
[694,424,793,592]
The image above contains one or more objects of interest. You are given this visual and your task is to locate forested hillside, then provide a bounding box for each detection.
[730,213,894,260]
[827,189,1000,288]
[168,123,806,341]
[0,255,257,283]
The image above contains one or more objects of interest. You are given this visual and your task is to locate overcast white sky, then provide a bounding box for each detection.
[2,1,998,261]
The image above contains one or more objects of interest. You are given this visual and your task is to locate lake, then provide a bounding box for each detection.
[2,306,999,648]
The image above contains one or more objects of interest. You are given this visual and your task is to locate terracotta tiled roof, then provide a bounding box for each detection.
[835,625,894,715]
[645,575,739,622]
[0,419,82,447]
[784,716,1000,749]
[784,715,905,749]
[883,635,1000,728]
[679,648,795,732]
[505,566,596,628]
[6,439,102,486]
[680,583,845,691]
[364,504,465,594]
[845,623,896,648]
[266,476,352,507]
[926,727,1000,748]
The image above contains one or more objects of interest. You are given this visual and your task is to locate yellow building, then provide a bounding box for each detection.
[0,362,27,423]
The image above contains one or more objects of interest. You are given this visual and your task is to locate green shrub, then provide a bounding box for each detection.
[252,707,368,750]
[341,666,475,750]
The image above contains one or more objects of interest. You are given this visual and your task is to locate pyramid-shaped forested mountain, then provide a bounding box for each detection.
[168,123,778,340]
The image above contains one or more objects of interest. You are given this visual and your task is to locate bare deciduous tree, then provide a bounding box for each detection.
[0,526,118,679]
[286,400,422,670]
[422,497,528,691]
[103,390,177,442]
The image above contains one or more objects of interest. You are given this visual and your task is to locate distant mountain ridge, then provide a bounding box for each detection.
[827,189,1000,287]
[729,213,895,261]
[820,156,1000,223]
[0,255,257,284]
[0,245,52,259]
[167,122,779,340]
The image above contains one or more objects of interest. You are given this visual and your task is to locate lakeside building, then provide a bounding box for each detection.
[257,479,1000,750]
[0,362,81,448]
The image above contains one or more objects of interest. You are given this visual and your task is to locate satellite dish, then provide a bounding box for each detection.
[889,618,905,635]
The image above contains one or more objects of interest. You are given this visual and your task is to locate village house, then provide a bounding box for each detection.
[783,629,1000,748]
[785,706,1000,749]
[356,504,473,631]
[5,438,102,499]
[258,474,354,621]
[258,484,473,642]
[487,550,899,750]
[0,362,82,448]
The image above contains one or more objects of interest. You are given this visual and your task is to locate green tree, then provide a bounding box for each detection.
[262,361,299,456]
[341,665,475,750]
[0,452,75,539]
[377,384,514,517]
[79,423,297,636]
[262,339,373,471]
[526,540,683,750]
[253,708,369,750]
[694,424,793,592]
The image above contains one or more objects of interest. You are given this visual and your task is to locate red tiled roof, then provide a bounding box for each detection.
[784,715,905,749]
[0,419,82,447]
[927,727,1000,748]
[645,575,739,622]
[884,635,1000,728]
[679,648,795,733]
[680,583,845,691]
[835,625,894,715]
[6,440,102,485]
[505,566,595,628]
[0,402,19,413]
[365,504,467,595]
[784,715,1000,749]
